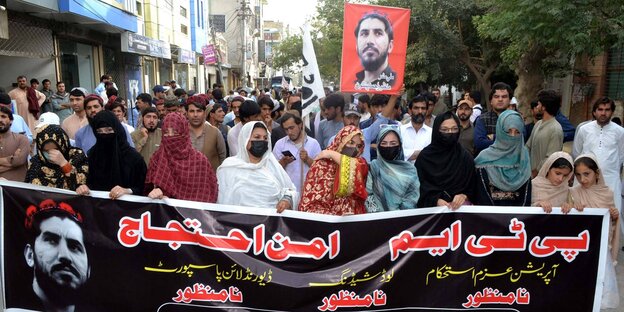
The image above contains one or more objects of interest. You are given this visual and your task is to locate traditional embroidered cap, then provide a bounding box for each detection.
[25,199,83,230]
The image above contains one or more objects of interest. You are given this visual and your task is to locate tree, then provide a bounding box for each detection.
[475,0,624,115]
[378,0,504,101]
[272,0,508,98]
[272,0,346,84]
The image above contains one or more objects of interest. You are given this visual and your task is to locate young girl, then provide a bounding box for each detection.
[531,152,574,213]
[571,154,619,308]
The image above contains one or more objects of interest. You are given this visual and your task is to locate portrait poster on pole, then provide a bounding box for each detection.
[340,3,410,94]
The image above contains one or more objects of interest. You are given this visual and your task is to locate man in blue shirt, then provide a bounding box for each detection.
[75,95,134,153]
[473,82,512,154]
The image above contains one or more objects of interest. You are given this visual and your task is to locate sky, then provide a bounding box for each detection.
[263,0,319,35]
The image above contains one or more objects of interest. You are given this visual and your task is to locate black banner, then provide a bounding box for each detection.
[1,182,608,311]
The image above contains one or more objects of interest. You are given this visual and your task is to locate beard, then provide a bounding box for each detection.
[359,47,389,72]
[33,260,84,307]
[411,113,425,124]
[0,123,11,133]
[458,113,470,121]
[534,112,543,121]
[145,125,157,132]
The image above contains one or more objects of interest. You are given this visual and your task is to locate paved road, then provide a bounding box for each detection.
[603,251,624,311]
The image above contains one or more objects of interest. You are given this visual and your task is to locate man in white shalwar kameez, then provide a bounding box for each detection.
[573,97,624,233]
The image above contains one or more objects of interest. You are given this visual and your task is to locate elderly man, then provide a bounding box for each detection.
[8,75,46,134]
[21,200,90,312]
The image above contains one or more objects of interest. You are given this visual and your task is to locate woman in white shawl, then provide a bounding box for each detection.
[217,121,298,211]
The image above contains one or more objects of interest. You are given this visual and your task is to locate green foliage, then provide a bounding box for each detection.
[271,0,507,89]
[271,0,345,84]
[475,0,624,68]
[272,35,303,70]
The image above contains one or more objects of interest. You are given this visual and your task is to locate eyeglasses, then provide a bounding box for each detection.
[439,127,460,133]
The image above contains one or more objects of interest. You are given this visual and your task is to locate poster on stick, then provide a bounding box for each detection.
[340,3,410,94]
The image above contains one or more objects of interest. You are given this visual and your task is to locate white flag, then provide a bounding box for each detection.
[301,23,325,118]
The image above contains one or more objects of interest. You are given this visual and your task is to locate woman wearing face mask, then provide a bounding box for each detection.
[25,124,88,191]
[531,152,574,213]
[146,113,217,202]
[299,125,368,215]
[365,126,420,212]
[217,121,297,212]
[474,110,531,206]
[76,110,146,199]
[416,111,476,209]
[570,154,619,308]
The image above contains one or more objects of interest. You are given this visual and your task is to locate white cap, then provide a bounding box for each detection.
[35,112,60,130]
[510,97,518,105]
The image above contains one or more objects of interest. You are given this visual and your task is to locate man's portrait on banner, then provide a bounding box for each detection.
[354,12,397,91]
[340,3,410,94]
[14,200,91,312]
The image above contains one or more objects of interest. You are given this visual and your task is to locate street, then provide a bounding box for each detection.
[604,251,624,311]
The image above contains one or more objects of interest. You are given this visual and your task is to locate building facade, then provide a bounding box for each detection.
[1,0,223,125]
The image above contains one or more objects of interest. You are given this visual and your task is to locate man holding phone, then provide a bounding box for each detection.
[273,113,321,194]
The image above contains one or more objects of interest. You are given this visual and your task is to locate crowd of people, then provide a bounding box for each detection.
[1,74,623,306]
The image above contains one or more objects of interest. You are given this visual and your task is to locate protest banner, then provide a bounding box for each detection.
[1,181,609,311]
[340,3,410,94]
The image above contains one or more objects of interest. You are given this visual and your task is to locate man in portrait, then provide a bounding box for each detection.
[19,200,90,312]
[354,12,397,91]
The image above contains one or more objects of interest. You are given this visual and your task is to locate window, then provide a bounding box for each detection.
[180,6,187,18]
[181,24,188,35]
[201,1,204,28]
[136,1,143,16]
[196,1,200,27]
[607,46,624,100]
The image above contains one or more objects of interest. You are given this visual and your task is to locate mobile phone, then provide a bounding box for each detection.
[282,150,296,160]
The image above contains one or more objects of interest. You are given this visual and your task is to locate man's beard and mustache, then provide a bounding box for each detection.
[411,113,425,124]
[0,122,11,133]
[145,124,158,132]
[535,112,543,121]
[458,113,471,121]
[359,46,389,72]
[34,258,85,306]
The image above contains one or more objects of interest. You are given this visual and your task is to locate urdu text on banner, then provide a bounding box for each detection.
[0,181,609,311]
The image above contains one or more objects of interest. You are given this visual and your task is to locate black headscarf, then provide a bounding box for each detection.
[87,110,146,194]
[25,125,88,190]
[415,111,476,207]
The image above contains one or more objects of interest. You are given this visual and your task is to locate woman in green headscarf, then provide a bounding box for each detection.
[474,110,532,206]
[365,126,420,212]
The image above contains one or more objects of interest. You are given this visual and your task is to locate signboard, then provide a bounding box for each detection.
[121,31,171,59]
[177,48,196,65]
[1,181,609,311]
[202,44,217,65]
